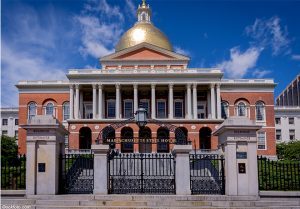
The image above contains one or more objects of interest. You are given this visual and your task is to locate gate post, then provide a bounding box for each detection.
[213,117,261,196]
[22,115,67,195]
[173,144,192,195]
[91,144,109,194]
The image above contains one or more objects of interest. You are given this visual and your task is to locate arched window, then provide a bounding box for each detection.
[235,100,249,117]
[63,102,70,120]
[221,101,229,119]
[256,101,265,121]
[175,127,188,145]
[45,103,54,116]
[28,102,37,119]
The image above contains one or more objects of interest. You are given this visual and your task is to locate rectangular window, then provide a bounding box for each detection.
[289,117,294,125]
[124,100,133,118]
[197,101,206,119]
[2,119,8,126]
[84,103,93,119]
[289,129,295,140]
[15,119,19,125]
[276,129,281,141]
[174,100,183,118]
[2,130,8,135]
[63,104,70,120]
[157,100,166,118]
[257,132,266,150]
[139,100,149,117]
[107,100,116,118]
[15,131,18,139]
[275,118,281,125]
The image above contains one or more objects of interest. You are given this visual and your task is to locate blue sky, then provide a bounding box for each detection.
[1,0,300,107]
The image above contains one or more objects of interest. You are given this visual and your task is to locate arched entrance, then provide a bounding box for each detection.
[199,127,212,150]
[157,127,170,153]
[139,127,152,153]
[102,126,116,149]
[79,127,92,149]
[175,127,188,145]
[121,127,134,153]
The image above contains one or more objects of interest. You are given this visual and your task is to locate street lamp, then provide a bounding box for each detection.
[135,108,147,127]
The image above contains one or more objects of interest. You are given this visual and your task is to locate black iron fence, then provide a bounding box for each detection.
[258,156,300,191]
[60,153,94,194]
[1,155,26,190]
[190,154,225,195]
[108,153,176,194]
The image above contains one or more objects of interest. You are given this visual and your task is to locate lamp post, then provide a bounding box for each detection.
[135,108,148,128]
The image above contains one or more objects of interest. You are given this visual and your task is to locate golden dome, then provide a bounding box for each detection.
[115,1,172,52]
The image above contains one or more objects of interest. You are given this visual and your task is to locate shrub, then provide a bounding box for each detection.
[276,140,300,160]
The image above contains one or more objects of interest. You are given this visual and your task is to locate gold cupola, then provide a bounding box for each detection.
[115,0,173,52]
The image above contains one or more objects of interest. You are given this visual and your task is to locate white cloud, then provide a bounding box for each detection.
[125,0,136,17]
[174,46,191,56]
[252,69,272,78]
[217,47,261,78]
[75,0,127,58]
[291,54,300,61]
[245,16,290,56]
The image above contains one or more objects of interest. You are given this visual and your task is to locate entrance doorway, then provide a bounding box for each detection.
[79,127,92,149]
[121,127,134,153]
[199,127,212,150]
[139,127,152,153]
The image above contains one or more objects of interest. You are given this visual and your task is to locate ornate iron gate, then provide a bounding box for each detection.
[60,153,94,194]
[108,153,175,194]
[190,154,225,195]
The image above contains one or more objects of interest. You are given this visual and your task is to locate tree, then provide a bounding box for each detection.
[276,140,300,160]
[1,135,18,161]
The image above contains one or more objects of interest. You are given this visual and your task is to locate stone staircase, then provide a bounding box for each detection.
[1,195,300,209]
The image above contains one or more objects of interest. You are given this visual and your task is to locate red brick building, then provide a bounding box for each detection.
[16,1,276,157]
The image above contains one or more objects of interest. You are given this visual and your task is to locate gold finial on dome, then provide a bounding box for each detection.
[115,0,173,52]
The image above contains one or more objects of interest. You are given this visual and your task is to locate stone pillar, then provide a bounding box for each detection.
[186,84,192,119]
[216,83,221,119]
[75,84,80,119]
[134,83,138,113]
[98,84,103,119]
[192,84,197,119]
[207,90,211,119]
[22,116,68,195]
[92,84,97,119]
[79,91,83,119]
[213,117,261,196]
[169,83,174,119]
[173,145,192,195]
[91,144,110,194]
[116,83,120,119]
[69,85,74,119]
[151,83,156,119]
[210,83,216,119]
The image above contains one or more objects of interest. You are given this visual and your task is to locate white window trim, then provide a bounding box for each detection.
[174,99,184,118]
[221,101,229,119]
[62,102,70,121]
[156,99,167,118]
[123,99,133,118]
[28,102,37,119]
[197,101,207,119]
[43,101,57,118]
[140,99,150,116]
[276,129,282,141]
[257,131,267,150]
[235,101,250,118]
[255,102,266,122]
[106,99,116,118]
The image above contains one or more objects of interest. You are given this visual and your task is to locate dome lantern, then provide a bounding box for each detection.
[137,0,151,23]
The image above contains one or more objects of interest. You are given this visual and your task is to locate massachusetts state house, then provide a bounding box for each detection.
[17,0,276,157]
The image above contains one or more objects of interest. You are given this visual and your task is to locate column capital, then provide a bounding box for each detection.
[151,83,156,88]
[69,84,74,89]
[186,83,191,88]
[210,83,216,89]
[193,83,197,89]
[115,83,120,89]
[133,83,138,89]
[98,83,103,89]
[75,84,80,89]
[92,83,97,89]
[216,83,221,88]
[169,83,174,88]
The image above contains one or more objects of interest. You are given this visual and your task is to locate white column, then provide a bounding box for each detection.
[79,91,83,119]
[69,85,74,119]
[98,84,103,119]
[134,83,138,113]
[151,83,156,119]
[186,84,192,119]
[207,90,211,119]
[169,83,174,119]
[210,83,216,119]
[92,84,97,119]
[192,84,197,119]
[75,84,80,119]
[216,83,221,119]
[116,83,120,119]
